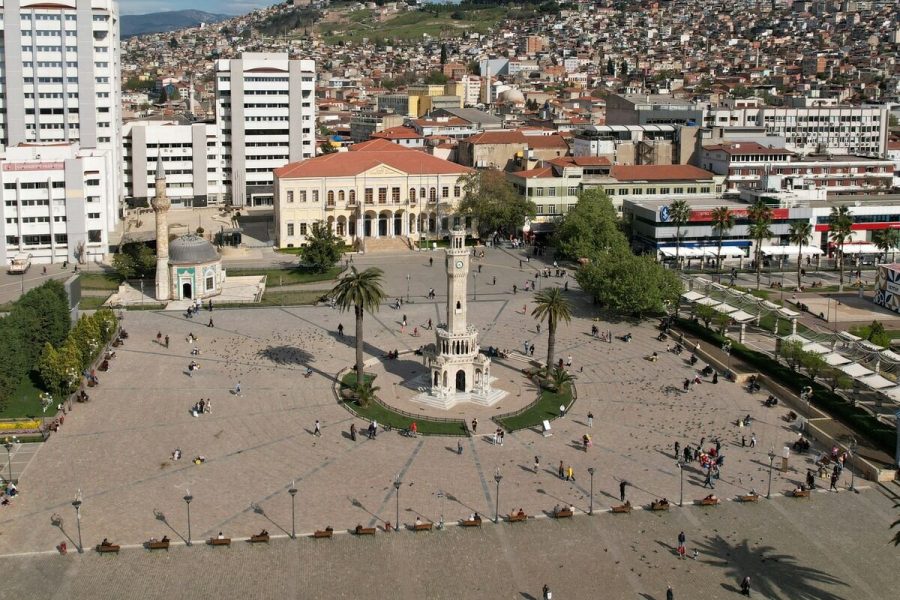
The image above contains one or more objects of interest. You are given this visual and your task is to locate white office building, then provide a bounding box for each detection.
[1,143,116,265]
[123,120,225,208]
[215,53,316,207]
[0,0,123,265]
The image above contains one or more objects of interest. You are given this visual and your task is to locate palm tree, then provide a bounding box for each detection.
[545,366,574,393]
[888,229,900,263]
[874,228,900,263]
[748,200,773,290]
[669,199,691,270]
[710,206,735,279]
[788,221,813,290]
[531,287,572,368]
[829,206,853,292]
[331,267,386,387]
[354,381,380,409]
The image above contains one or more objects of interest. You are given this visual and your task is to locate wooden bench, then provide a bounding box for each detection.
[354,526,376,536]
[249,534,270,543]
[649,501,670,511]
[738,494,760,503]
[96,543,120,554]
[507,513,527,522]
[696,497,720,506]
[553,509,574,519]
[312,528,334,539]
[207,537,231,546]
[460,518,482,527]
[145,540,170,550]
[413,522,433,532]
[790,489,811,498]
[611,503,632,514]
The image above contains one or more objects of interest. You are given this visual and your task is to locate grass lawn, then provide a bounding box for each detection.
[229,266,342,287]
[339,373,467,436]
[495,386,572,432]
[275,245,351,256]
[0,373,46,419]
[78,272,122,290]
[79,295,110,310]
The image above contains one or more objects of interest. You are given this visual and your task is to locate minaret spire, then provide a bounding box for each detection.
[151,158,171,301]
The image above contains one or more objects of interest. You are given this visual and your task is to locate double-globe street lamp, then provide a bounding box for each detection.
[494,469,503,523]
[676,458,685,507]
[289,482,298,539]
[393,476,402,532]
[72,490,83,553]
[587,467,595,515]
[183,491,193,546]
[767,448,776,499]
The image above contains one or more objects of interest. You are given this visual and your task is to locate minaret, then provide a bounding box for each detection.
[151,160,171,301]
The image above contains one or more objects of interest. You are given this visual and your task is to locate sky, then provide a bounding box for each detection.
[118,1,275,16]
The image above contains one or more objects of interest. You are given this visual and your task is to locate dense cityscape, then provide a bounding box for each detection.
[1,1,899,599]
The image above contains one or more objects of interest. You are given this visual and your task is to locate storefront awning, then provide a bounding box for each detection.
[760,245,824,257]
[840,243,880,255]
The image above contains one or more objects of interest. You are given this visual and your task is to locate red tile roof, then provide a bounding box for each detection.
[462,130,569,150]
[371,126,423,140]
[508,166,555,179]
[275,139,472,179]
[703,141,794,156]
[610,165,716,182]
[548,156,611,168]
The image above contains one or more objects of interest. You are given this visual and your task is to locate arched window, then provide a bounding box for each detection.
[349,190,356,204]
[409,188,416,202]
[338,190,345,202]
[430,187,437,201]
[327,190,334,205]
[420,187,426,200]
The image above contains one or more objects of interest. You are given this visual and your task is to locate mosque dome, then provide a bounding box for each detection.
[168,234,220,265]
[499,88,526,105]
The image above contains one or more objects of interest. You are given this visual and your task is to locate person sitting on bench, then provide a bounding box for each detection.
[172,448,181,461]
[216,532,224,540]
[703,494,717,502]
[469,512,481,522]
[304,367,313,378]
[258,530,268,537]
[516,508,526,518]
[161,536,169,543]
[414,516,422,527]
[100,538,111,547]
[764,395,778,407]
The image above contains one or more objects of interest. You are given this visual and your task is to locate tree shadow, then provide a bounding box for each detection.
[697,534,851,600]
[258,345,314,367]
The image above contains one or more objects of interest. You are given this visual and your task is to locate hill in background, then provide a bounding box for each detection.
[122,10,230,38]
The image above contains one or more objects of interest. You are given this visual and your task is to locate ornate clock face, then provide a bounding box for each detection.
[456,260,464,269]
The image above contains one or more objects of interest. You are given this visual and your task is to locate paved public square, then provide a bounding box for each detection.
[1,245,898,598]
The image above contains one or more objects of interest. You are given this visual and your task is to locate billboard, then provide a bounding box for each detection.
[873,264,900,313]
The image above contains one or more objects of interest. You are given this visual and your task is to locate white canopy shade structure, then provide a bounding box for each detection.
[695,297,721,307]
[822,352,851,366]
[781,333,808,344]
[776,307,800,318]
[840,243,880,255]
[881,387,900,403]
[682,291,705,302]
[729,310,756,323]
[879,350,900,363]
[760,245,824,257]
[714,303,740,315]
[760,300,782,311]
[839,363,874,378]
[838,331,862,342]
[802,342,832,355]
[660,247,706,257]
[857,340,884,353]
[704,247,746,258]
[694,278,713,287]
[857,373,896,390]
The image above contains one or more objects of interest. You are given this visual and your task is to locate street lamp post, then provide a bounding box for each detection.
[183,491,193,546]
[393,476,401,532]
[473,272,478,301]
[406,274,410,304]
[288,482,298,539]
[587,467,595,515]
[677,458,685,507]
[848,438,858,493]
[72,491,83,553]
[3,441,12,484]
[767,448,776,499]
[494,469,503,523]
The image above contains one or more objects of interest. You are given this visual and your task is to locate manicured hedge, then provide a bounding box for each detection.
[676,318,895,455]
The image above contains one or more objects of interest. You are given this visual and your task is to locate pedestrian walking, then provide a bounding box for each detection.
[513,284,517,294]
[208,318,214,328]
[542,584,552,600]
[429,256,434,267]
[350,423,357,442]
[566,355,572,367]
[314,420,321,437]
[427,318,432,330]
[703,469,715,489]
[156,331,162,345]
[619,480,628,502]
[741,435,746,448]
[499,430,504,446]
[337,323,344,337]
[750,433,757,448]
[529,344,535,356]
[588,412,594,428]
[567,466,575,482]
[523,340,529,354]
[536,323,541,334]
[164,335,169,348]
[471,418,478,434]
[402,314,407,327]
[740,576,751,596]
[234,381,242,396]
[457,439,463,455]
[667,585,674,600]
[715,439,721,454]
[683,445,692,463]
[674,441,680,458]
[677,531,686,559]
[493,275,496,285]
[533,456,540,473]
[558,461,565,479]
[492,429,498,445]
[683,379,690,392]
[830,471,839,491]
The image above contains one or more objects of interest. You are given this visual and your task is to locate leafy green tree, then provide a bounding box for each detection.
[440,43,448,65]
[331,267,386,387]
[800,351,827,380]
[301,221,342,273]
[71,315,102,369]
[552,188,629,262]
[0,316,28,401]
[695,304,717,329]
[12,281,71,366]
[577,254,682,317]
[606,57,615,76]
[319,140,337,154]
[531,288,572,368]
[779,339,803,371]
[112,242,156,280]
[748,200,773,290]
[714,312,731,335]
[711,206,735,275]
[37,341,82,399]
[458,170,536,238]
[825,367,852,393]
[424,70,448,85]
[668,199,691,270]
[788,221,813,290]
[829,205,853,292]
[873,228,900,263]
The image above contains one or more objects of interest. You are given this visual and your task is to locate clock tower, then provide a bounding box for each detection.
[418,228,505,409]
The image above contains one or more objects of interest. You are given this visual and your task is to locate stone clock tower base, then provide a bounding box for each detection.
[415,228,506,410]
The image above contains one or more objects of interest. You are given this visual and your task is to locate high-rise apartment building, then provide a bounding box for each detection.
[215,53,316,207]
[0,0,122,266]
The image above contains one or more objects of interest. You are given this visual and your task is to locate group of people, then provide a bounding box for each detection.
[190,398,211,416]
